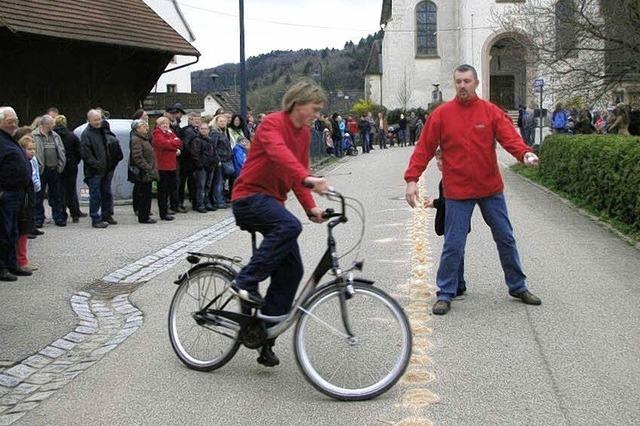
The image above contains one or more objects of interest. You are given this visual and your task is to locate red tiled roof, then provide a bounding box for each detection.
[0,0,200,56]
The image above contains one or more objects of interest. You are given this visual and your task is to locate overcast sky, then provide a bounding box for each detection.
[175,0,383,69]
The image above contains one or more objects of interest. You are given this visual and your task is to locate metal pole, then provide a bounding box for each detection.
[239,0,247,119]
[539,86,543,146]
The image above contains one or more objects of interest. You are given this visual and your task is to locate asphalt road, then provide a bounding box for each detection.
[8,145,640,425]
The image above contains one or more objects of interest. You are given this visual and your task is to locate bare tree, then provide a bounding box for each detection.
[394,66,414,111]
[492,0,640,104]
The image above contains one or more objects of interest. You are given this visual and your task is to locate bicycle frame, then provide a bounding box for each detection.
[199,190,367,341]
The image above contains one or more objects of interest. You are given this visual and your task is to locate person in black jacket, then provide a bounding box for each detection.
[425,147,468,296]
[190,122,217,213]
[0,106,31,281]
[54,115,86,223]
[208,115,232,209]
[80,109,116,229]
[177,112,199,211]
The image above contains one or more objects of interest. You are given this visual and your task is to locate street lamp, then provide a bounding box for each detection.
[209,73,219,92]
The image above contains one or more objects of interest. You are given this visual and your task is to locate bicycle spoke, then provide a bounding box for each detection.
[297,305,351,340]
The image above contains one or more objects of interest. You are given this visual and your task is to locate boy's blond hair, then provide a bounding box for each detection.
[18,134,35,149]
[281,80,327,113]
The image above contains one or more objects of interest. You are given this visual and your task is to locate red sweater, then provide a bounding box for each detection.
[404,96,532,200]
[232,111,315,211]
[152,127,182,171]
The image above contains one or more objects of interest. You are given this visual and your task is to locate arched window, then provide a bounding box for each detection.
[416,1,437,56]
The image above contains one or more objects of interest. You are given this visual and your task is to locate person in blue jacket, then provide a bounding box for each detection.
[232,137,250,178]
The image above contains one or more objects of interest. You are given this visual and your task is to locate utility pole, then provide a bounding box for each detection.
[239,0,247,119]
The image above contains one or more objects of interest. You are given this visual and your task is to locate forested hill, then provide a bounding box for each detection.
[191,31,382,113]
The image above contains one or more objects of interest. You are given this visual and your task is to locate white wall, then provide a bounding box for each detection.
[144,0,194,93]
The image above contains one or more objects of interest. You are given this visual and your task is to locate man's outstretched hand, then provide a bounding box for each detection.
[405,181,419,208]
[524,152,539,167]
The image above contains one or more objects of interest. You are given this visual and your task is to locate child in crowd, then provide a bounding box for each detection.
[16,135,40,274]
[232,137,250,178]
[425,147,468,297]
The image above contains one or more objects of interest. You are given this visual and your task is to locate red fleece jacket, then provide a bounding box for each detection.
[404,96,532,199]
[152,127,182,171]
[231,111,315,211]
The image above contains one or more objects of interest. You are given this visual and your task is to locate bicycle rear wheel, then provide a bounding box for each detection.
[168,265,241,371]
[293,282,412,400]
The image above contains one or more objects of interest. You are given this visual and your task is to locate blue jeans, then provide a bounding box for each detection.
[232,194,303,317]
[0,191,23,270]
[86,173,114,223]
[436,193,527,301]
[211,166,225,208]
[192,168,208,210]
[360,131,370,153]
[398,129,406,146]
[35,168,65,225]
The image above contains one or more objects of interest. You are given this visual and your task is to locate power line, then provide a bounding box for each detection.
[165,0,379,33]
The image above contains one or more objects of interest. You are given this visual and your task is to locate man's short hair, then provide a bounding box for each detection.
[454,64,478,80]
[40,115,54,126]
[46,107,59,115]
[281,80,327,114]
[0,106,16,123]
[87,109,102,120]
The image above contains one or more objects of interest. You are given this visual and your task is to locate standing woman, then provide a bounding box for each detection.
[209,115,233,209]
[130,120,158,224]
[152,117,181,221]
[227,114,249,149]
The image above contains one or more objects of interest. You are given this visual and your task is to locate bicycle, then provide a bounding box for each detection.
[168,190,412,401]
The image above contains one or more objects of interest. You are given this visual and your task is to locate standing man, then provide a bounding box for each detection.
[32,115,67,227]
[408,111,418,146]
[80,110,114,229]
[0,107,31,281]
[404,64,541,315]
[177,112,200,210]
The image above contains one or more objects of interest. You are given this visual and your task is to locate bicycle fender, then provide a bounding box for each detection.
[316,277,375,292]
[173,262,238,285]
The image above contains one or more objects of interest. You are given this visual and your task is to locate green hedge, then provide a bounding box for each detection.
[538,134,640,234]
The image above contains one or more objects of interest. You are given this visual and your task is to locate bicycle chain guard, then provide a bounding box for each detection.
[239,318,267,349]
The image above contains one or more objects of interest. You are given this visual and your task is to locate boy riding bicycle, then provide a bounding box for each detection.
[229,81,331,366]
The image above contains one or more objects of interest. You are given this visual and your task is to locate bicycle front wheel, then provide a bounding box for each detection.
[293,282,412,400]
[168,265,241,371]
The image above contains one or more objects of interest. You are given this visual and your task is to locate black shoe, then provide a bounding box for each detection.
[72,217,79,223]
[206,206,217,211]
[257,342,279,367]
[31,228,44,236]
[55,221,67,227]
[103,217,118,225]
[432,300,451,315]
[28,234,37,239]
[456,286,467,297]
[78,212,88,218]
[0,269,17,282]
[509,290,542,305]
[160,215,175,221]
[92,221,109,229]
[195,208,208,213]
[11,266,32,276]
[229,282,264,306]
[139,218,157,224]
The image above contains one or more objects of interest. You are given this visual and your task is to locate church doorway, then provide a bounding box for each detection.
[488,36,527,110]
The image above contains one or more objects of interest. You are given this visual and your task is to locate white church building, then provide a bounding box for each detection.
[367,0,548,112]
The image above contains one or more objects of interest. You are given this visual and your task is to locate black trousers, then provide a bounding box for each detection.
[133,181,152,222]
[178,166,195,207]
[158,170,177,218]
[61,164,81,218]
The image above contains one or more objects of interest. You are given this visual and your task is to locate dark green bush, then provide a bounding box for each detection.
[539,134,640,233]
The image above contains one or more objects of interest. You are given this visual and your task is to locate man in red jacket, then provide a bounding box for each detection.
[230,81,330,366]
[404,64,541,315]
